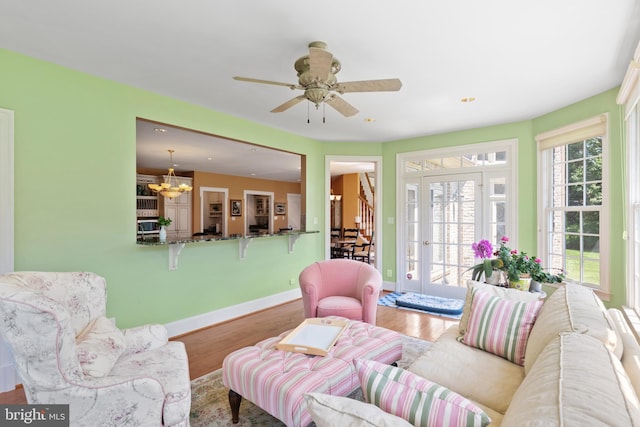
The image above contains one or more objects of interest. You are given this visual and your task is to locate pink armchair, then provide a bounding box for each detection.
[299,259,382,325]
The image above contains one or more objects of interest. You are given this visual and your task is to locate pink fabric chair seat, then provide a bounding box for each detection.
[299,259,382,325]
[317,296,363,320]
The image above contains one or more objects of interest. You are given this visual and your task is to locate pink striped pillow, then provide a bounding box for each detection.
[355,359,491,427]
[462,288,543,365]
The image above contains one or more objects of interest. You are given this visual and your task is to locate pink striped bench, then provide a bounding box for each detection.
[222,317,403,427]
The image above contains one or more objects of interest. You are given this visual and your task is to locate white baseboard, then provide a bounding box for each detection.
[165,288,303,338]
[382,280,397,292]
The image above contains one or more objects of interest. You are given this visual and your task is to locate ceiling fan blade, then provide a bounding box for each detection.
[308,46,334,82]
[325,94,359,117]
[271,95,307,113]
[334,78,402,93]
[233,76,299,90]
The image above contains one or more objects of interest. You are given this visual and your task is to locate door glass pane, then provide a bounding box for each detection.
[428,177,477,287]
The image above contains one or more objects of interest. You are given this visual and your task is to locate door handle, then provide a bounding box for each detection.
[423,240,430,246]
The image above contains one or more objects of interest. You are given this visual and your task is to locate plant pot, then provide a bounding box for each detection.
[509,277,531,291]
[159,226,167,242]
[529,280,543,293]
[485,270,502,285]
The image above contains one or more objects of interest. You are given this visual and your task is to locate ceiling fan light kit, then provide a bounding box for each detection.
[233,41,402,118]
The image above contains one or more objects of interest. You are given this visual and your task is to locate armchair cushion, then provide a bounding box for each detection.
[317,296,364,320]
[121,323,169,355]
[76,316,126,378]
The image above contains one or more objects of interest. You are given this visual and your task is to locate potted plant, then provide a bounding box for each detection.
[493,236,541,291]
[158,216,172,242]
[530,268,566,292]
[468,239,504,284]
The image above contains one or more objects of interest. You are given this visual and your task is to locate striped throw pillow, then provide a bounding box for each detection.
[461,288,543,365]
[355,359,491,427]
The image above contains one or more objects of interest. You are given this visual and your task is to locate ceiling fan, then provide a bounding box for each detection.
[233,41,402,118]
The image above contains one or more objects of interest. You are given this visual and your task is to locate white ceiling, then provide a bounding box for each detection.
[3,0,639,177]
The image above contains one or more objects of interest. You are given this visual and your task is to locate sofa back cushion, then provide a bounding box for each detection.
[524,283,621,374]
[502,333,640,427]
[459,281,541,336]
[461,288,543,365]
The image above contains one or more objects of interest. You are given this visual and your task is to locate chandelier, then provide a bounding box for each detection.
[148,149,193,199]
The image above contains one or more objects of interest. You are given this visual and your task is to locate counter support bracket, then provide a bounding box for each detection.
[239,238,251,260]
[169,243,185,270]
[288,234,301,253]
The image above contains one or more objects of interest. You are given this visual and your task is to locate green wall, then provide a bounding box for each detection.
[1,48,627,329]
[0,49,325,327]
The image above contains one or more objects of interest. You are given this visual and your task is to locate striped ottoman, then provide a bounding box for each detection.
[222,317,403,427]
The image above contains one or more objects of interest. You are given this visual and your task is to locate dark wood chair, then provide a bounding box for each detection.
[352,231,374,264]
[336,228,359,259]
[330,228,343,258]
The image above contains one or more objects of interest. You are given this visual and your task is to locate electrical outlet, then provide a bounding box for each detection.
[386,269,393,278]
[289,278,295,285]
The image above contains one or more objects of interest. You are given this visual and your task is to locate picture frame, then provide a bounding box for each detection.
[230,199,242,216]
[275,202,286,215]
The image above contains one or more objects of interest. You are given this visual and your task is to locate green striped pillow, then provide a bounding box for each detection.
[461,288,543,365]
[355,359,491,427]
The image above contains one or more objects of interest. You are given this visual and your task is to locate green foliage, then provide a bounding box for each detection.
[158,216,172,226]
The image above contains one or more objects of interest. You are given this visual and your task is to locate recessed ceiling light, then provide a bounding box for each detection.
[460,97,476,103]
[154,128,167,133]
[207,157,213,161]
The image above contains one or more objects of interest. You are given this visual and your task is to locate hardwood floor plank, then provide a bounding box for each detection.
[0,296,457,404]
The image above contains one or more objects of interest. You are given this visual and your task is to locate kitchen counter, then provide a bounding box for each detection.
[137,230,319,269]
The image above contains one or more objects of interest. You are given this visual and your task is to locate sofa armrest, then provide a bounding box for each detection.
[121,324,168,355]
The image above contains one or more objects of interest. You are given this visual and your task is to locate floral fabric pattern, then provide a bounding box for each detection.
[0,271,191,427]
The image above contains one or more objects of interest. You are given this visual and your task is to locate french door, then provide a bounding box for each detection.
[401,174,481,295]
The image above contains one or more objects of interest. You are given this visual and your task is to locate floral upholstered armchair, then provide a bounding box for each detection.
[0,271,191,427]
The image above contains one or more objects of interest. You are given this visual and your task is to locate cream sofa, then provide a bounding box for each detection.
[304,281,640,427]
[406,281,640,426]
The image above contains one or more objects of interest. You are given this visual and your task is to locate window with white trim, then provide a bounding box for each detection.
[617,40,640,311]
[536,115,609,294]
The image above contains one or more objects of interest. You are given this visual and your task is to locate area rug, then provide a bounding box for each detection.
[189,335,431,427]
[378,291,464,320]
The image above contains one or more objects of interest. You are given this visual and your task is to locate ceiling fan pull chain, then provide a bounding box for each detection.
[307,101,310,124]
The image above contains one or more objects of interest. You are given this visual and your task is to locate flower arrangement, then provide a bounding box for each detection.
[468,239,503,281]
[494,236,540,282]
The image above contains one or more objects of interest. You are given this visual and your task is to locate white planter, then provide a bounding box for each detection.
[159,226,167,242]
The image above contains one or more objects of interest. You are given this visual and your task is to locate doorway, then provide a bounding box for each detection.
[397,140,517,298]
[200,187,228,236]
[326,156,382,270]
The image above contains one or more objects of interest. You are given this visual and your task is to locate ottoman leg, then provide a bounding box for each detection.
[228,389,242,424]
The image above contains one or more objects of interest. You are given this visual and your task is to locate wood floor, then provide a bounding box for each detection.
[0,296,458,404]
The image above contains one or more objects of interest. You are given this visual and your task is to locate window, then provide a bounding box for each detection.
[617,41,640,311]
[536,115,609,294]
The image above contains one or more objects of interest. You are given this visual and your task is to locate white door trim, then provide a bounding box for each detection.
[325,155,383,272]
[0,107,16,391]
